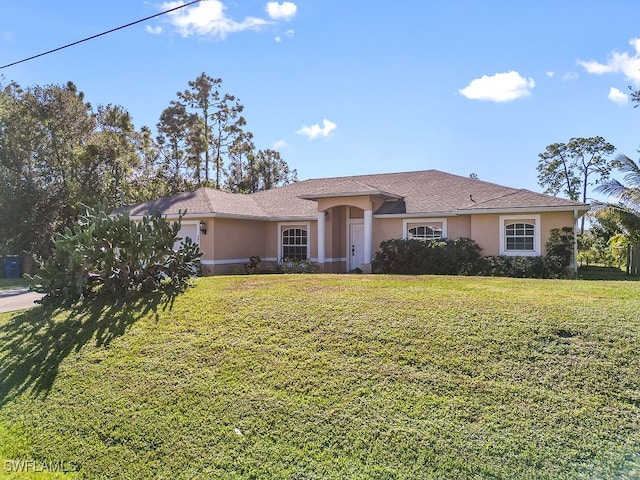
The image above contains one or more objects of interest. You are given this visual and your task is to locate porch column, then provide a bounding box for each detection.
[363,209,373,273]
[317,211,326,270]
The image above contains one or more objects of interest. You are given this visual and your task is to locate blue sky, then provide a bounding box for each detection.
[1,0,640,198]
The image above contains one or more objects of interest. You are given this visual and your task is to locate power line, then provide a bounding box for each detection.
[0,0,202,70]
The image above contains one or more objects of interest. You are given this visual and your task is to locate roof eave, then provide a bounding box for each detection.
[298,191,403,201]
[457,205,591,215]
[375,205,591,218]
[127,212,269,221]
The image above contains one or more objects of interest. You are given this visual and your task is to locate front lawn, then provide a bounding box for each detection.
[0,275,638,479]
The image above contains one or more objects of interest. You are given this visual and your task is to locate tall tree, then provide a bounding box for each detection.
[156,101,196,195]
[225,131,255,193]
[593,154,640,244]
[0,81,98,254]
[175,73,246,189]
[0,81,145,255]
[160,73,297,193]
[129,126,168,202]
[537,136,618,232]
[253,149,298,192]
[92,104,141,206]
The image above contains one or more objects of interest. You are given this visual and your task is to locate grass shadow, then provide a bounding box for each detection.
[0,290,178,408]
[577,266,640,281]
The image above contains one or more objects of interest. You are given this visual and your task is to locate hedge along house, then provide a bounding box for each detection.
[123,170,590,275]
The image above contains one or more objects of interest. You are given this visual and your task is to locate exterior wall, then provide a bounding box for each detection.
[317,195,385,213]
[471,211,577,257]
[447,216,471,240]
[470,214,500,256]
[372,218,403,251]
[197,209,579,275]
[539,211,576,255]
[370,216,472,252]
[326,206,346,273]
[202,217,268,275]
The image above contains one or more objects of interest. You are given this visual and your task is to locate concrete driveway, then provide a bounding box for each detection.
[0,287,45,313]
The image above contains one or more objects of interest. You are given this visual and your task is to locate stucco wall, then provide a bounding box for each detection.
[212,217,268,260]
[470,214,499,256]
[372,218,403,250]
[471,211,577,256]
[198,209,579,275]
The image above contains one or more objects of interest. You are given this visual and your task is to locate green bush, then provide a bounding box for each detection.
[545,226,574,274]
[480,255,547,278]
[372,238,483,275]
[373,229,575,279]
[278,258,319,274]
[481,227,575,279]
[32,202,202,306]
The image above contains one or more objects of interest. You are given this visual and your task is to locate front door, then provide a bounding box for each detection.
[349,223,365,271]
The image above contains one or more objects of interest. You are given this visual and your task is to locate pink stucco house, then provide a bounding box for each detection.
[124,170,589,275]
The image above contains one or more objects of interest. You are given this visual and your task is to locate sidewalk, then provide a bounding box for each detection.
[0,287,45,313]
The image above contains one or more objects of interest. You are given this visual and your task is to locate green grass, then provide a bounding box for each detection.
[0,275,639,479]
[578,265,640,281]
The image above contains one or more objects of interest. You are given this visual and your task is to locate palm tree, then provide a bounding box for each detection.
[593,155,640,243]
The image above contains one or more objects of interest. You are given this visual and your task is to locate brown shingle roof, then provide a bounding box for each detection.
[124,187,267,218]
[122,170,589,218]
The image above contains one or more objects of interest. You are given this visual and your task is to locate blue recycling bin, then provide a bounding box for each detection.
[3,256,21,279]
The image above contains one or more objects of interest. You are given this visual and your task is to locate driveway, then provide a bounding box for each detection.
[0,287,45,313]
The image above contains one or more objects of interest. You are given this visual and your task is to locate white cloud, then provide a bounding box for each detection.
[578,38,640,85]
[562,72,579,81]
[459,71,535,102]
[272,140,289,150]
[275,28,295,42]
[161,0,268,40]
[546,71,555,78]
[145,25,163,34]
[265,2,297,21]
[608,87,629,105]
[297,119,337,140]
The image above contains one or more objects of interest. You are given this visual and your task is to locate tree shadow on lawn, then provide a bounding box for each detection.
[0,291,178,407]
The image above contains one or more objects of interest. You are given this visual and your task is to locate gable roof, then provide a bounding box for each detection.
[123,170,589,219]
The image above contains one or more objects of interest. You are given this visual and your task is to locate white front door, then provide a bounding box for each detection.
[349,223,365,271]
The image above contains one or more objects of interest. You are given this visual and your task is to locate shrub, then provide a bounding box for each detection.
[246,256,261,274]
[480,255,547,278]
[373,229,575,279]
[32,202,202,307]
[544,227,574,276]
[372,238,483,275]
[278,258,319,274]
[481,227,575,279]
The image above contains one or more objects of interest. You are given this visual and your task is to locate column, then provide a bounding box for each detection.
[317,211,326,270]
[363,209,373,273]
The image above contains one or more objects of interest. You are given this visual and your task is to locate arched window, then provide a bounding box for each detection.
[505,222,535,251]
[282,228,308,260]
[408,225,443,241]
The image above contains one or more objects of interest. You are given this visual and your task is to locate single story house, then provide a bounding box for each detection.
[123,169,590,275]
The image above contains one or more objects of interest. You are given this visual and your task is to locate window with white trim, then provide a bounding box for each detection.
[499,215,541,256]
[505,222,534,251]
[403,219,447,241]
[282,227,308,260]
[408,225,443,240]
